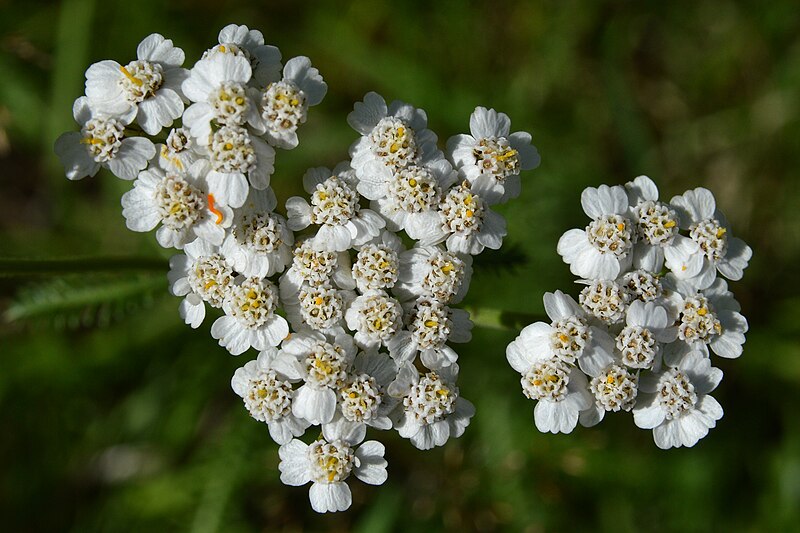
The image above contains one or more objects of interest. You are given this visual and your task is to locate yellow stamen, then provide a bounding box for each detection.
[409,178,418,187]
[424,320,438,328]
[664,220,677,228]
[80,137,106,146]
[616,223,625,231]
[119,66,143,87]
[465,209,474,218]
[716,227,727,239]
[697,307,708,316]
[441,262,453,274]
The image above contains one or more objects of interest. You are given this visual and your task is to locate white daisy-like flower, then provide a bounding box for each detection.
[670,187,753,290]
[386,298,472,368]
[347,91,440,185]
[446,106,540,204]
[633,351,724,449]
[579,362,639,427]
[181,52,263,140]
[204,124,275,208]
[394,245,473,305]
[615,300,677,371]
[211,276,289,355]
[507,290,614,378]
[259,56,327,149]
[578,278,628,325]
[220,188,293,278]
[54,97,155,181]
[387,362,475,450]
[335,349,398,431]
[286,163,385,252]
[625,175,703,277]
[414,182,508,255]
[84,33,188,135]
[121,159,233,249]
[231,348,309,444]
[274,331,358,425]
[167,239,235,329]
[205,23,282,87]
[280,239,355,297]
[278,414,387,513]
[283,281,354,335]
[663,277,748,363]
[155,127,203,173]
[557,184,636,280]
[344,290,404,350]
[368,159,457,240]
[351,231,404,293]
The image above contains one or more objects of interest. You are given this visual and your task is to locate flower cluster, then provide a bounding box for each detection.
[55,25,540,513]
[507,176,751,448]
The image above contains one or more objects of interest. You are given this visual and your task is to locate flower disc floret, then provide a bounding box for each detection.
[387,166,441,213]
[308,439,355,484]
[304,341,349,388]
[262,80,308,133]
[404,372,457,425]
[209,81,250,125]
[590,364,638,411]
[236,213,286,253]
[616,325,658,369]
[521,360,570,402]
[621,270,662,303]
[440,185,485,235]
[657,368,698,420]
[188,254,234,307]
[409,300,451,349]
[210,126,256,173]
[579,279,627,323]
[354,293,402,341]
[310,177,359,226]
[586,214,634,256]
[421,250,466,301]
[156,174,206,230]
[228,278,278,329]
[472,137,520,182]
[678,296,722,344]
[369,117,417,167]
[340,374,382,423]
[298,285,344,330]
[119,60,164,103]
[690,219,729,262]
[81,118,125,163]
[550,316,589,364]
[166,127,192,152]
[243,370,294,422]
[352,245,399,292]
[292,242,338,285]
[637,201,679,246]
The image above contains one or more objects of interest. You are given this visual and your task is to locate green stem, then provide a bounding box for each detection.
[0,257,168,277]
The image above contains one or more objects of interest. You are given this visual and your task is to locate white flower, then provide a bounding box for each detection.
[260,56,327,149]
[394,245,472,304]
[181,53,262,140]
[388,362,475,450]
[278,415,387,513]
[367,159,457,240]
[578,278,628,325]
[121,159,233,249]
[168,239,235,329]
[615,300,677,371]
[156,127,203,173]
[220,188,293,277]
[670,187,752,290]
[347,92,440,184]
[231,348,309,444]
[286,163,384,251]
[275,331,358,425]
[351,231,404,293]
[280,239,355,296]
[211,276,289,355]
[633,351,723,449]
[664,277,748,363]
[344,290,404,350]
[54,97,155,181]
[283,281,354,335]
[446,106,540,204]
[579,363,639,427]
[204,125,275,208]
[386,298,473,368]
[507,290,614,378]
[413,182,508,255]
[335,349,398,431]
[206,24,282,87]
[625,175,703,277]
[84,33,188,135]
[557,184,635,279]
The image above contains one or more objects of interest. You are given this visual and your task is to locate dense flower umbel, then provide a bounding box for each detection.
[59,24,544,513]
[512,177,749,448]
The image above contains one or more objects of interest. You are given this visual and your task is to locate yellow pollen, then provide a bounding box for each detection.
[317,191,328,200]
[389,142,400,154]
[464,194,474,205]
[219,45,227,53]
[545,375,559,383]
[606,375,616,384]
[436,388,450,397]
[396,126,405,137]
[681,265,687,271]
[664,220,677,228]
[119,66,143,86]
[373,318,384,330]
[409,178,418,187]
[169,203,182,214]
[716,227,727,238]
[224,142,233,150]
[533,379,543,386]
[257,389,268,399]
[204,280,217,290]
[235,96,245,105]
[290,98,299,106]
[697,307,708,316]
[465,209,474,218]
[80,137,106,146]
[348,391,358,399]
[496,149,517,161]
[616,223,626,231]
[314,297,324,306]
[441,263,454,274]
[558,333,570,343]
[424,320,438,328]
[378,261,389,269]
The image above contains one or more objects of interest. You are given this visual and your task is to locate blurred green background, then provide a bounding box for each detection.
[2,0,799,531]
